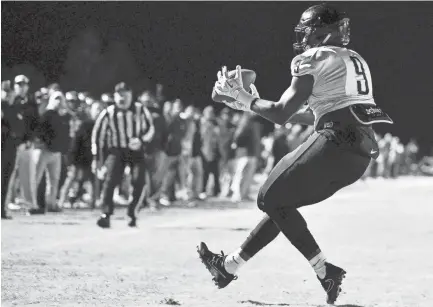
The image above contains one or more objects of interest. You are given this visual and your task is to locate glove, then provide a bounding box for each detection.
[213,65,256,112]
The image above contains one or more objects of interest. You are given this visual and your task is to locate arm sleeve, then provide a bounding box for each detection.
[91,109,108,159]
[140,106,155,143]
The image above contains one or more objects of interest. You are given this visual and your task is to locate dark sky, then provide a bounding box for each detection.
[2,2,433,151]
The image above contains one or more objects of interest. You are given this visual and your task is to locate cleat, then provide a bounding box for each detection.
[317,262,346,305]
[196,242,237,289]
[97,214,111,228]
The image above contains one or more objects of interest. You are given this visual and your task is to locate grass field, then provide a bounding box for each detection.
[2,177,433,307]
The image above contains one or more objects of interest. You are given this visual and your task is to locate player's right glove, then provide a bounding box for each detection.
[213,65,257,112]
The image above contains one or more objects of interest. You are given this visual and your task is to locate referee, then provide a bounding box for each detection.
[92,82,155,228]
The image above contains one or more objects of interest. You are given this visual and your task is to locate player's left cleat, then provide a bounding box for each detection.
[317,262,346,305]
[197,242,237,289]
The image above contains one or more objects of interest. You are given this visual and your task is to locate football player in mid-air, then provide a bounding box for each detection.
[197,3,393,304]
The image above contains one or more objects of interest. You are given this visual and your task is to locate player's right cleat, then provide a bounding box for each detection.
[97,214,111,228]
[197,242,237,289]
[317,262,346,304]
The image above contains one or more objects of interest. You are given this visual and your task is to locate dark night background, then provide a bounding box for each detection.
[2,2,433,154]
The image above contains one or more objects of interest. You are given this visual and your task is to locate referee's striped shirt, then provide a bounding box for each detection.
[91,102,155,158]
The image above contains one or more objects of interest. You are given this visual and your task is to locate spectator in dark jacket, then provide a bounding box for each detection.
[6,75,40,210]
[185,107,203,201]
[58,101,104,208]
[159,99,187,206]
[141,92,169,209]
[200,106,221,198]
[218,108,236,197]
[1,80,27,219]
[230,113,262,202]
[29,92,71,213]
[13,75,39,143]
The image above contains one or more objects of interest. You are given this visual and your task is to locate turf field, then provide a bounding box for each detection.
[2,177,433,307]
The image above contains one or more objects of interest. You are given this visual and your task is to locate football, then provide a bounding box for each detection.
[211,69,256,103]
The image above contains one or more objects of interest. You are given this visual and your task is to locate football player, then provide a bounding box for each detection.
[197,3,393,304]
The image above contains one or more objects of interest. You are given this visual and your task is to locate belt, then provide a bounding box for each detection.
[316,105,371,131]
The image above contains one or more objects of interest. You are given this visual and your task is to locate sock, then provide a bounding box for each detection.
[267,206,325,274]
[223,215,281,275]
[309,251,327,279]
[224,248,246,274]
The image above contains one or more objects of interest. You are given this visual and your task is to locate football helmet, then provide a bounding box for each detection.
[293,3,350,55]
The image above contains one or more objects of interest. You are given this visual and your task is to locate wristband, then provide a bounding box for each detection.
[236,89,256,105]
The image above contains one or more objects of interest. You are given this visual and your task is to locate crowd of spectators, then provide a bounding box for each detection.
[2,74,431,220]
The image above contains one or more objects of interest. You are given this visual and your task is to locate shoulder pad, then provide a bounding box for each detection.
[290,47,335,77]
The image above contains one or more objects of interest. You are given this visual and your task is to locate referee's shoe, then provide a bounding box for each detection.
[97,214,110,228]
[96,214,137,228]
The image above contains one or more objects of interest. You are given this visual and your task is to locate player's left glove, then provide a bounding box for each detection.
[214,65,257,112]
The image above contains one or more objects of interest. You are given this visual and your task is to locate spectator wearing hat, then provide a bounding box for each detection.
[92,82,154,228]
[1,80,27,219]
[13,75,38,144]
[6,86,52,211]
[4,75,39,211]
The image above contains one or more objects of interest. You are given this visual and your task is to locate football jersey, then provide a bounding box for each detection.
[290,46,376,127]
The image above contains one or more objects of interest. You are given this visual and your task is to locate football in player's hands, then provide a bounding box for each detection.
[212,69,256,103]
